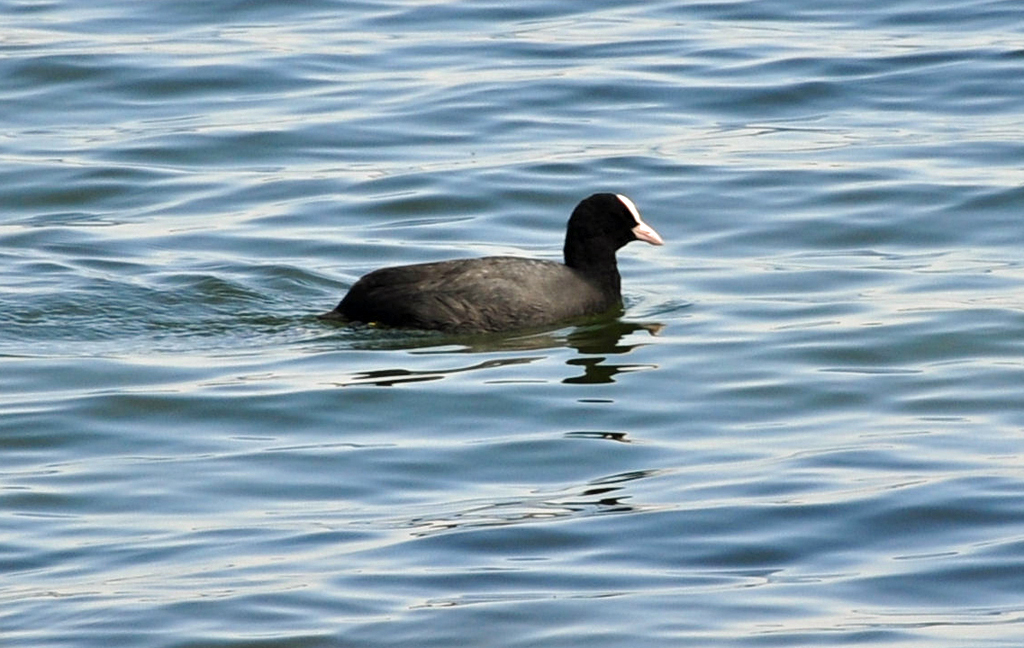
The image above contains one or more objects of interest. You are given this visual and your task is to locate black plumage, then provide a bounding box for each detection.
[320,193,662,333]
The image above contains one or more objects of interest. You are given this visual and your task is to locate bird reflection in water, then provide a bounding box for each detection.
[335,319,663,387]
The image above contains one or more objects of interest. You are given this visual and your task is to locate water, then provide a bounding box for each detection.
[3,1,1024,646]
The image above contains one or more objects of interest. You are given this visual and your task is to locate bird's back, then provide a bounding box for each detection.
[337,256,618,333]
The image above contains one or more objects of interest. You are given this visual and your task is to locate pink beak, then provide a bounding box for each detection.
[631,220,664,246]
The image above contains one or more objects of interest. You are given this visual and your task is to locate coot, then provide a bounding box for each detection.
[320,193,663,333]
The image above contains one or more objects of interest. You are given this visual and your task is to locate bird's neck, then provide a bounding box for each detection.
[564,238,622,293]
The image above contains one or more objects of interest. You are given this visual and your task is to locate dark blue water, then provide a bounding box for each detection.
[3,1,1024,646]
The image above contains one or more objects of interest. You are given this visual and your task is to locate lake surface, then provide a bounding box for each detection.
[3,1,1024,646]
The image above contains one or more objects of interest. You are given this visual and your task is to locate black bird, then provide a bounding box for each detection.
[320,193,663,333]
